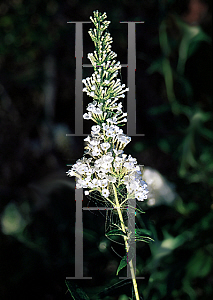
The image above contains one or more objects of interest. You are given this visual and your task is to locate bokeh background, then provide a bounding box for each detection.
[0,0,212,299]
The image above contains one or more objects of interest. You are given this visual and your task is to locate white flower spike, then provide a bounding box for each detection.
[67,10,149,203]
[66,11,150,300]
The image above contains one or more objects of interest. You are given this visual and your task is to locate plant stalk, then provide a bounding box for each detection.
[112,184,140,300]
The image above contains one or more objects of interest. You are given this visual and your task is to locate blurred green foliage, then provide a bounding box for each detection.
[0,0,61,85]
[0,0,212,299]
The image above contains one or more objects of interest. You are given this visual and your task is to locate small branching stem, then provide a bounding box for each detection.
[112,184,140,300]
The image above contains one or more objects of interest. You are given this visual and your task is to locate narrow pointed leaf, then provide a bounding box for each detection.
[65,281,90,300]
[106,229,126,238]
[135,229,154,243]
[116,254,127,275]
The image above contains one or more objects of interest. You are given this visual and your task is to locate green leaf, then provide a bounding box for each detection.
[147,58,164,75]
[135,229,154,243]
[116,254,127,275]
[135,206,145,215]
[98,280,131,298]
[116,244,138,276]
[186,250,213,279]
[65,281,90,300]
[106,229,126,238]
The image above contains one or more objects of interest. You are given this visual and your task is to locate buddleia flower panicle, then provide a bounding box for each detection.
[67,10,148,203]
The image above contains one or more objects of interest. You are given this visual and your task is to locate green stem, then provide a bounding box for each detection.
[112,184,140,300]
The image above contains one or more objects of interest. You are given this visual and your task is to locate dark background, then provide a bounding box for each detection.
[0,0,212,299]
